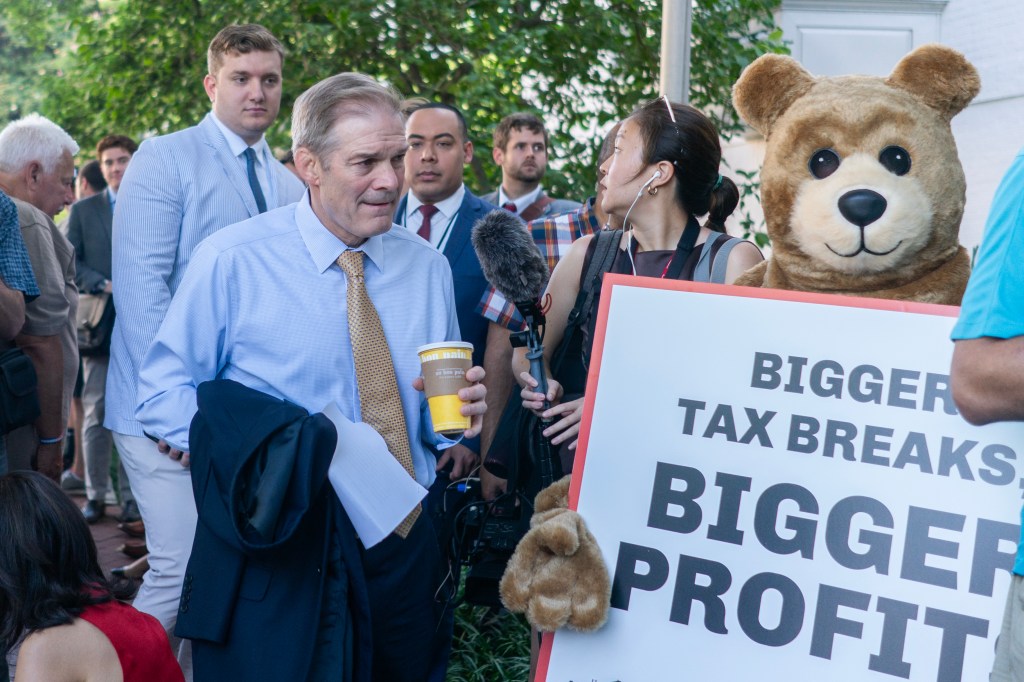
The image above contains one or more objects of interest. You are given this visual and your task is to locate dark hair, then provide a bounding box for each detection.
[95,134,138,158]
[0,472,135,647]
[402,100,470,143]
[79,160,107,192]
[492,112,548,152]
[629,99,739,233]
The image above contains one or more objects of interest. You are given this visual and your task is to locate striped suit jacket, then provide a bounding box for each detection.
[105,114,305,437]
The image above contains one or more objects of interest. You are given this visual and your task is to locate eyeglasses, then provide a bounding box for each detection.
[662,94,682,164]
[662,94,676,124]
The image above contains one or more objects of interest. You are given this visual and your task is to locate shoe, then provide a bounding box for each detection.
[117,540,148,559]
[82,499,106,524]
[118,519,146,539]
[60,469,84,492]
[119,500,141,523]
[111,555,149,580]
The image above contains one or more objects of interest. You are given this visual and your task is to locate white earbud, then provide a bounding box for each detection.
[636,170,663,196]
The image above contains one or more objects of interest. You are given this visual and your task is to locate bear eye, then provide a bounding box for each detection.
[808,149,840,179]
[879,146,911,175]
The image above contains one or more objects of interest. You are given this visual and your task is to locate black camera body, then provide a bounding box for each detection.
[454,478,531,608]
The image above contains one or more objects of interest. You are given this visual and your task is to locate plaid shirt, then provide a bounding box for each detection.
[476,197,601,329]
[0,190,40,299]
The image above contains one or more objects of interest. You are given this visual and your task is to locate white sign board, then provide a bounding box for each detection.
[539,275,1024,682]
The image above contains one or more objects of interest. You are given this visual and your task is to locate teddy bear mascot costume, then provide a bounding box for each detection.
[499,44,980,637]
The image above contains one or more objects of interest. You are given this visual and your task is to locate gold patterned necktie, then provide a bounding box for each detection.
[336,250,420,538]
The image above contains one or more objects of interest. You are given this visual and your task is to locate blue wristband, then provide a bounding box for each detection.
[39,435,63,444]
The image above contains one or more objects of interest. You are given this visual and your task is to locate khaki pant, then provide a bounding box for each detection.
[992,574,1024,681]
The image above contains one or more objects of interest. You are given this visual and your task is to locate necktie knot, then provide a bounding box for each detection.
[336,250,365,281]
[502,201,517,213]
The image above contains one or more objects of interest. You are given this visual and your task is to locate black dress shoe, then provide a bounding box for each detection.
[118,540,149,559]
[118,520,146,538]
[82,499,106,524]
[119,499,141,523]
[111,555,149,580]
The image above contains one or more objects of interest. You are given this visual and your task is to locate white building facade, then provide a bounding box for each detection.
[723,0,1024,253]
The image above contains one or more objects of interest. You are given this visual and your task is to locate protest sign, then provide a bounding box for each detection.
[539,275,1024,682]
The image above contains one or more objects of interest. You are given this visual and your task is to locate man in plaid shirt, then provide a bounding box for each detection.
[476,122,623,330]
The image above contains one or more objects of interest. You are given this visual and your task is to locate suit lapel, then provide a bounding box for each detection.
[200,115,259,217]
[442,193,479,269]
[394,195,409,227]
[98,193,113,247]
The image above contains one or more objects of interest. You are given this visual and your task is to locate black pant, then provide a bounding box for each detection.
[361,506,446,682]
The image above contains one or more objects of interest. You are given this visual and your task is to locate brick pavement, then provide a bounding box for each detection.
[64,488,141,577]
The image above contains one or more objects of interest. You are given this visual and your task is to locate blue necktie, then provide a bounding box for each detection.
[244,147,267,214]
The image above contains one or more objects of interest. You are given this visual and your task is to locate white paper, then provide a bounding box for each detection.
[321,402,428,548]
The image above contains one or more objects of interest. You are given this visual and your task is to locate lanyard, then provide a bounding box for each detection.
[404,205,460,250]
[629,215,702,279]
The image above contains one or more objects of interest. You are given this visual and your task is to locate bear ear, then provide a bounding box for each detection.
[733,54,815,137]
[886,44,980,121]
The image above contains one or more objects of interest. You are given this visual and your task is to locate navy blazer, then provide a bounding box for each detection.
[178,380,371,682]
[395,190,498,369]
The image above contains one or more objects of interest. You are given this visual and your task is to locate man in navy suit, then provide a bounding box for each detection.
[105,24,304,678]
[395,102,520,678]
[397,103,520,474]
[66,134,138,525]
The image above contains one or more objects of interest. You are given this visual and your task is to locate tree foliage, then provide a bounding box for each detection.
[14,0,785,201]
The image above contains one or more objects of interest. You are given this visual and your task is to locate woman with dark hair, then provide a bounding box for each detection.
[0,471,183,682]
[514,97,764,453]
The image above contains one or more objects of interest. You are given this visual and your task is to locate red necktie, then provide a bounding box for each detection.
[502,201,517,213]
[417,204,438,241]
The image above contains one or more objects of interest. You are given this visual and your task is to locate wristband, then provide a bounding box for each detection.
[38,435,64,444]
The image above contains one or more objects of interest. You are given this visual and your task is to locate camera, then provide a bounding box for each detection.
[451,477,531,608]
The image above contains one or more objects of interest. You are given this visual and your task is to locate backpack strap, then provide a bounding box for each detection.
[693,232,726,282]
[553,229,621,373]
[709,236,743,284]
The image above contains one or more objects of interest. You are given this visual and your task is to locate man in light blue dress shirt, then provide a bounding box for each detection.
[104,24,304,677]
[136,73,487,681]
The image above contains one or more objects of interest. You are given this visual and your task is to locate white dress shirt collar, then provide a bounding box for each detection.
[209,112,270,159]
[406,184,465,226]
[498,184,543,214]
[296,190,386,275]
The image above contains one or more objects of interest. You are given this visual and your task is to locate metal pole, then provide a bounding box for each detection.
[659,0,692,103]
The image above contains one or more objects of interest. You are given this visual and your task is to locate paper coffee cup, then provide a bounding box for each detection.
[418,341,473,435]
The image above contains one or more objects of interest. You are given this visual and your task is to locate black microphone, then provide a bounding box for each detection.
[471,209,550,307]
[473,210,559,488]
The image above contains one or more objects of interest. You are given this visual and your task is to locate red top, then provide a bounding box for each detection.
[78,600,184,682]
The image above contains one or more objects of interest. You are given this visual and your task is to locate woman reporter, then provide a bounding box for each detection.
[0,471,183,682]
[514,97,764,454]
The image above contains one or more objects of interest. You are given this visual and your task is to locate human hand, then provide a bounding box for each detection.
[413,365,487,439]
[480,465,508,500]
[35,442,63,482]
[519,372,563,417]
[157,439,190,468]
[539,396,584,450]
[436,443,479,479]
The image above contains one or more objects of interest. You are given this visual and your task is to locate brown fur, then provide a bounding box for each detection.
[732,44,980,305]
[499,476,611,632]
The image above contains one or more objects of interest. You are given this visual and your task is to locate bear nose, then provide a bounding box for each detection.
[838,189,887,228]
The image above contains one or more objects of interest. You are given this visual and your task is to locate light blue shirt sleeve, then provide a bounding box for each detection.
[952,149,1024,341]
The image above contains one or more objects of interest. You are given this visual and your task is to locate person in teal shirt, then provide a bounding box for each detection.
[951,146,1024,681]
